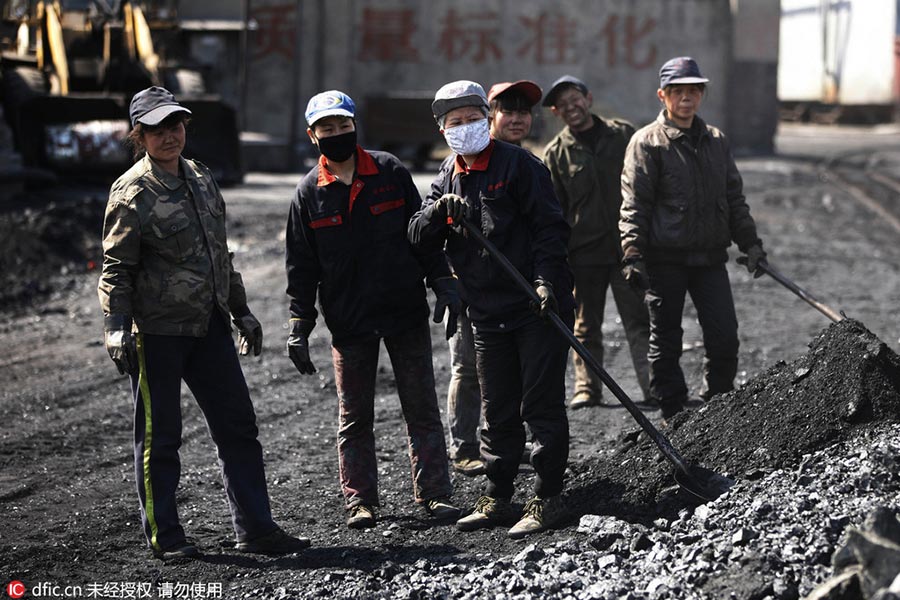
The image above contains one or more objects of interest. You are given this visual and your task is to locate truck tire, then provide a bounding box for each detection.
[1,66,47,116]
[1,66,47,143]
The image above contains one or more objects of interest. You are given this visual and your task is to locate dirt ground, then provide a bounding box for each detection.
[1,123,899,599]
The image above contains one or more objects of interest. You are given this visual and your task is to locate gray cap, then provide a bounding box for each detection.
[542,75,589,107]
[432,80,489,121]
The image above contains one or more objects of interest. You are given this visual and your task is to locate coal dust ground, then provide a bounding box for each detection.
[1,125,900,599]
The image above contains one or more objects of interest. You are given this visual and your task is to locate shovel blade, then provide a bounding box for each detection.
[674,465,735,502]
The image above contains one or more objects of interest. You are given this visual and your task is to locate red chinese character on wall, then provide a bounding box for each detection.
[598,15,657,69]
[359,8,420,62]
[517,12,577,65]
[252,4,297,60]
[437,9,502,64]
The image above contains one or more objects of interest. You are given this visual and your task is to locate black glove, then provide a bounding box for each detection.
[433,193,470,224]
[431,276,462,340]
[531,279,557,317]
[743,244,767,278]
[233,311,263,356]
[286,318,316,375]
[622,259,650,293]
[104,314,138,375]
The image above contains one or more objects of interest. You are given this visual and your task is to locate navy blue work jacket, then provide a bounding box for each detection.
[286,147,450,344]
[409,140,574,331]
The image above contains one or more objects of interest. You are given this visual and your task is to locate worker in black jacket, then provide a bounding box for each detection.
[409,80,575,539]
[285,90,460,530]
[619,57,767,420]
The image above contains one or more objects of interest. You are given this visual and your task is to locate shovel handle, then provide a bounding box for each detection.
[457,218,692,474]
[742,258,843,323]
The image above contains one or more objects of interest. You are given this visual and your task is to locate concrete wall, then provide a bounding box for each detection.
[240,0,779,166]
[728,0,780,153]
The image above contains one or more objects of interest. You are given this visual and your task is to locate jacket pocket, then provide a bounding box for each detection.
[369,198,406,241]
[650,196,689,248]
[310,214,343,229]
[148,212,195,263]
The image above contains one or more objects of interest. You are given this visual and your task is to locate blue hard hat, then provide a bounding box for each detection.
[305,90,356,126]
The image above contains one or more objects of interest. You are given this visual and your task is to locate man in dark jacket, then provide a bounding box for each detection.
[409,80,575,539]
[543,75,651,410]
[285,90,460,529]
[619,57,767,420]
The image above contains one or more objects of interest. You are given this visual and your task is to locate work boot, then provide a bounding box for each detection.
[658,396,685,420]
[508,495,567,539]
[151,539,199,561]
[424,496,462,521]
[456,495,519,532]
[235,527,311,554]
[452,456,486,476]
[570,392,602,410]
[347,504,376,529]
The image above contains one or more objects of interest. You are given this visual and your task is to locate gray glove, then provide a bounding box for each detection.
[287,318,316,375]
[233,311,263,356]
[622,259,650,293]
[431,277,461,340]
[743,244,767,278]
[433,193,470,223]
[531,279,557,317]
[104,314,138,375]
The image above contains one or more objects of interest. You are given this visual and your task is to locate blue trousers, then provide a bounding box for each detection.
[130,312,276,551]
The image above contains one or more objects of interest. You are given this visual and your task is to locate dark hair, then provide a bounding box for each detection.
[489,91,533,116]
[126,113,190,161]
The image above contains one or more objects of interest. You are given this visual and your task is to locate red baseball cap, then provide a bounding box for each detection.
[487,80,543,108]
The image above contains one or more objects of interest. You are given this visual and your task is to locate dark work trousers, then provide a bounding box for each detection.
[473,310,573,500]
[571,264,651,402]
[331,320,452,509]
[130,312,276,551]
[644,263,739,417]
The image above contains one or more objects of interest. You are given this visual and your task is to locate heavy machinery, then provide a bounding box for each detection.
[0,0,243,186]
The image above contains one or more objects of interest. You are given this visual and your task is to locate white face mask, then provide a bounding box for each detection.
[443,119,490,156]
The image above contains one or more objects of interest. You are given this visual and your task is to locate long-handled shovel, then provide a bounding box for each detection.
[738,258,844,323]
[458,219,734,502]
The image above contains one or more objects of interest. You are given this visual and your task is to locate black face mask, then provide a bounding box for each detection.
[316,130,357,162]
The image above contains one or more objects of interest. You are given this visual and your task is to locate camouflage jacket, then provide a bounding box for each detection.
[97,154,247,337]
[543,115,634,266]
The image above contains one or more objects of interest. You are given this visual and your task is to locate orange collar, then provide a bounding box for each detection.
[316,146,378,187]
[453,140,495,176]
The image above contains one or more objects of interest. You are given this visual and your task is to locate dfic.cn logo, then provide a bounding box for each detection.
[6,581,25,599]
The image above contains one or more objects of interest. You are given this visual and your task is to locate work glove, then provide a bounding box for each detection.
[233,311,263,356]
[742,244,767,278]
[104,314,138,375]
[431,276,462,340]
[433,193,470,224]
[286,318,316,375]
[622,259,650,294]
[531,279,557,318]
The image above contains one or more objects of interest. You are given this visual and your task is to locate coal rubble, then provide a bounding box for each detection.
[315,319,900,600]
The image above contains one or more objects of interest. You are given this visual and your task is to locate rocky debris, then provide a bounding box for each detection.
[0,193,106,306]
[567,318,900,514]
[807,506,900,599]
[201,318,900,600]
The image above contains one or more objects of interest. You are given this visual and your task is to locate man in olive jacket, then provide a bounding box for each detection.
[543,75,651,410]
[619,57,766,420]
